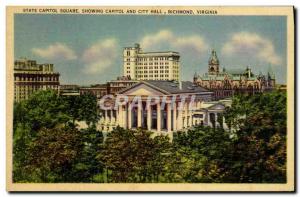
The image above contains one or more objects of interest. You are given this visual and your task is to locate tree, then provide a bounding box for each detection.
[173,126,233,183]
[13,90,72,182]
[24,125,83,182]
[13,90,101,182]
[224,91,287,183]
[64,93,99,127]
[98,127,172,183]
[16,90,71,133]
[68,126,105,182]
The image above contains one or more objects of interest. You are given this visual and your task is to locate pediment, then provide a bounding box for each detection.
[121,83,166,96]
[208,103,225,110]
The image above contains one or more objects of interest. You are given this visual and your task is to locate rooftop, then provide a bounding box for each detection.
[226,68,247,75]
[143,80,211,94]
[137,51,180,57]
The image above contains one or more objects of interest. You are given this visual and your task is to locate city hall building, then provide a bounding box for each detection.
[193,50,276,100]
[97,80,230,133]
[123,43,180,81]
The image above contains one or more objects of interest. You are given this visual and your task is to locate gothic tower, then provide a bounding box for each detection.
[208,49,220,75]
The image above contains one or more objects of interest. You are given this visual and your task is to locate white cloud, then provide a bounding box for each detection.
[141,30,173,49]
[32,42,77,60]
[82,38,118,74]
[222,32,282,65]
[140,29,208,56]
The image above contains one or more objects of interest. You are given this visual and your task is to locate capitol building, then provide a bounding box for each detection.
[96,80,231,133]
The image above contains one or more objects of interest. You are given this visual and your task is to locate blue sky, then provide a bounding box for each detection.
[14,14,287,85]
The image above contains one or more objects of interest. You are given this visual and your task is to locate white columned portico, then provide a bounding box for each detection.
[167,103,172,132]
[157,102,161,132]
[147,104,152,131]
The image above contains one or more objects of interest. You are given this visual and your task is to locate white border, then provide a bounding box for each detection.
[1,0,299,196]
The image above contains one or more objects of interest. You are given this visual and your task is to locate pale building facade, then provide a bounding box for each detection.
[79,84,108,98]
[14,58,60,102]
[123,44,180,81]
[97,80,214,133]
[107,76,137,95]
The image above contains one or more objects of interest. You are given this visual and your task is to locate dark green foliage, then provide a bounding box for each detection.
[68,126,104,182]
[98,127,172,183]
[173,126,233,183]
[64,93,99,126]
[24,126,83,182]
[223,91,287,183]
[13,90,103,182]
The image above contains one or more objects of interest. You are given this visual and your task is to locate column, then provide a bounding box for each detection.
[223,116,228,130]
[215,113,218,128]
[147,104,152,131]
[177,103,183,130]
[157,103,161,132]
[184,103,188,128]
[207,112,212,127]
[123,104,128,129]
[118,105,123,127]
[128,103,132,129]
[111,109,114,123]
[137,102,142,128]
[173,102,177,131]
[197,101,201,109]
[104,110,108,123]
[188,105,192,127]
[167,103,172,132]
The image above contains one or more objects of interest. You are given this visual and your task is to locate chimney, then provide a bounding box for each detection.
[179,81,182,90]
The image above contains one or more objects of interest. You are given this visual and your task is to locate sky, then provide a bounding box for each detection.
[14,14,287,85]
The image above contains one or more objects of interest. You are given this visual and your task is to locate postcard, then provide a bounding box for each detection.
[6,6,294,192]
